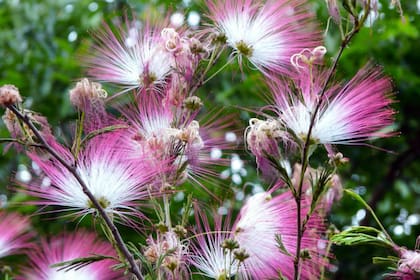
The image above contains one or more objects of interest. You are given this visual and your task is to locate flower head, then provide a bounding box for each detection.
[0,211,32,258]
[121,94,234,190]
[270,64,395,146]
[392,248,420,280]
[245,117,290,180]
[233,190,327,279]
[189,209,243,279]
[207,0,320,75]
[69,78,107,111]
[0,84,22,107]
[87,18,175,97]
[25,132,155,223]
[20,231,122,280]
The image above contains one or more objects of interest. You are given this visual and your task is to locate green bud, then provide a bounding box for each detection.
[221,238,239,251]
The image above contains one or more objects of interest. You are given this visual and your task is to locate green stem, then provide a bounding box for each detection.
[163,193,172,229]
[202,54,237,85]
[344,189,394,243]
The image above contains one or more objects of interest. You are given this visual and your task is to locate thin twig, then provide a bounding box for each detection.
[293,3,371,278]
[7,105,144,280]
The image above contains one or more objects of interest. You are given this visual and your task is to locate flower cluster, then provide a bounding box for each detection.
[0,0,402,279]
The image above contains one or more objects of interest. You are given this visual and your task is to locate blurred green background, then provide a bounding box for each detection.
[0,0,419,279]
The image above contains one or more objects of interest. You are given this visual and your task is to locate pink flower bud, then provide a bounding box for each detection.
[69,78,107,110]
[0,85,22,107]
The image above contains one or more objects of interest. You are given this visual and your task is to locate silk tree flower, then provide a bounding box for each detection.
[24,132,155,223]
[87,18,175,97]
[0,211,32,258]
[68,78,115,134]
[160,28,209,84]
[120,94,233,189]
[245,117,292,181]
[206,0,320,75]
[120,97,201,187]
[232,190,326,279]
[270,65,395,147]
[189,209,243,279]
[20,231,122,280]
[391,247,420,280]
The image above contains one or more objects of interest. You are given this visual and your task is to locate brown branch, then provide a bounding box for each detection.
[293,4,371,278]
[7,105,143,280]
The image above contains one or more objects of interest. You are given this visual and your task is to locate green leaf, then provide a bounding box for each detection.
[372,256,399,266]
[275,234,291,256]
[80,124,128,147]
[331,226,393,248]
[50,254,117,271]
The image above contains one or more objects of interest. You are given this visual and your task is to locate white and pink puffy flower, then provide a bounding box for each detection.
[189,209,241,279]
[20,231,122,280]
[0,211,32,258]
[270,65,395,146]
[207,0,320,75]
[87,19,175,96]
[393,248,420,280]
[232,190,327,279]
[120,94,234,189]
[25,132,156,223]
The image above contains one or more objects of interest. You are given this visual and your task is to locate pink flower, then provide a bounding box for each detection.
[120,94,234,190]
[393,248,420,280]
[270,65,395,146]
[20,231,122,280]
[245,117,291,181]
[86,18,175,97]
[0,84,22,107]
[24,132,155,223]
[189,209,242,279]
[206,0,320,75]
[0,211,32,258]
[232,190,327,279]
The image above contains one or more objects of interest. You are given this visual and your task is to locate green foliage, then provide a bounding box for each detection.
[332,226,393,248]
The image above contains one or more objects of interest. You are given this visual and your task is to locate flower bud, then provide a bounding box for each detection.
[327,0,341,24]
[183,96,203,111]
[233,248,250,262]
[156,222,169,233]
[144,246,158,263]
[221,238,239,251]
[0,85,22,108]
[189,37,206,55]
[69,78,107,110]
[174,225,187,238]
[162,255,179,271]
